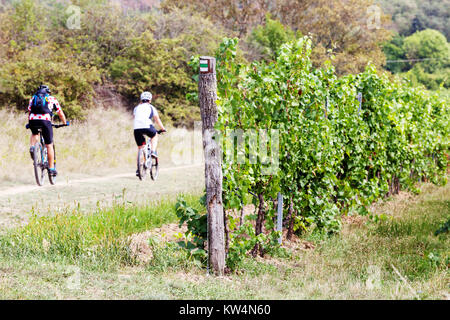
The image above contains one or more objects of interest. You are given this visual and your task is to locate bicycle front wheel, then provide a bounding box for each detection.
[33,143,45,186]
[48,170,56,185]
[150,156,159,181]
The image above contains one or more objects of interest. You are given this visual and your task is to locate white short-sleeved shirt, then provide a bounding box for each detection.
[133,103,158,129]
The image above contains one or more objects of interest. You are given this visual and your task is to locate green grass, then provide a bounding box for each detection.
[0,194,203,270]
[367,197,449,281]
[0,183,448,299]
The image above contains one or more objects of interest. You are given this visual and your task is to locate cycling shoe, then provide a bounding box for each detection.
[49,168,58,177]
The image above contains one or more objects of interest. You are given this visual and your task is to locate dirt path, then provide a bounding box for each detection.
[0,164,204,231]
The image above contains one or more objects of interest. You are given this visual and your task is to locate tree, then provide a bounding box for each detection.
[401,29,450,89]
[403,29,449,73]
[161,0,269,37]
[273,0,392,74]
[151,6,226,59]
[109,31,199,126]
[0,0,101,117]
[377,0,450,40]
[246,14,298,61]
[7,0,47,47]
[59,1,145,70]
[164,0,392,75]
[383,34,408,73]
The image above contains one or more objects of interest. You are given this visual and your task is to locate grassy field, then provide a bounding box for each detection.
[0,181,448,299]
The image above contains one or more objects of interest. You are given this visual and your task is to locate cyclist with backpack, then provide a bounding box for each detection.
[28,84,68,177]
[133,91,166,176]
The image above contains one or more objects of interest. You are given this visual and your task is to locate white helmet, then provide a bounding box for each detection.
[140,91,152,101]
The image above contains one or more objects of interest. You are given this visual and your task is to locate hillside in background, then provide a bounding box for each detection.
[376,0,449,40]
[376,0,449,91]
[0,0,448,125]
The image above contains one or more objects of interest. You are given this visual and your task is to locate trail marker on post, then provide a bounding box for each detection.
[200,58,213,74]
[198,56,225,276]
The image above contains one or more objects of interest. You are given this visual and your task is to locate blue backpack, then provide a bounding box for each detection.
[30,92,52,115]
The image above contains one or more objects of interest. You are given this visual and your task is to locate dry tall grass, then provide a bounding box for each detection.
[0,108,202,185]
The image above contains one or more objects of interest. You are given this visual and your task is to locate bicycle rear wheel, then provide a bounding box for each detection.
[150,156,159,181]
[33,143,45,186]
[137,148,147,180]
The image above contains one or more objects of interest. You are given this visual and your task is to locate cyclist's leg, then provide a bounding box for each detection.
[46,143,55,169]
[41,121,55,169]
[29,134,40,160]
[29,121,41,146]
[148,125,158,154]
[150,135,158,152]
[29,121,42,159]
[134,129,147,175]
[30,134,39,146]
[134,129,147,150]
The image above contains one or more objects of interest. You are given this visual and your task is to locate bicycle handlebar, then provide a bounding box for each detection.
[52,123,69,128]
[25,122,70,130]
[157,129,166,134]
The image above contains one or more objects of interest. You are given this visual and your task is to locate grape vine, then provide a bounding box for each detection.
[213,37,449,265]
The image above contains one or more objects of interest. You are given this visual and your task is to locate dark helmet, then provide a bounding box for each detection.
[38,84,51,94]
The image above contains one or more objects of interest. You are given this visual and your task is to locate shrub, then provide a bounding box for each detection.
[109,31,199,126]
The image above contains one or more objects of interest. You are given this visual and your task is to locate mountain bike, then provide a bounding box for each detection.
[136,130,165,181]
[26,122,69,186]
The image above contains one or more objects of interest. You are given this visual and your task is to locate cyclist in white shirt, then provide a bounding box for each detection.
[133,92,166,174]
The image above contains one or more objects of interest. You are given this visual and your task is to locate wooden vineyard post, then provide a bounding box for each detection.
[198,56,225,275]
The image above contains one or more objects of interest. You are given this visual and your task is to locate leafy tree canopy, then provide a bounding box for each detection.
[376,0,450,40]
[383,29,449,90]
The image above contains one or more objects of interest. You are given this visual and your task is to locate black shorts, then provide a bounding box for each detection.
[134,125,157,146]
[29,120,53,145]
